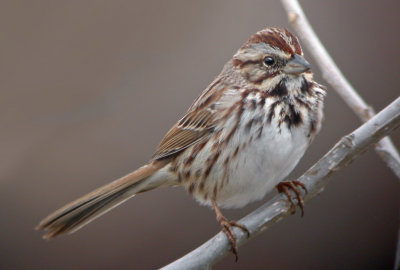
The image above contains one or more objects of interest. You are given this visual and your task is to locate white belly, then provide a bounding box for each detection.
[214,120,309,208]
[182,109,311,209]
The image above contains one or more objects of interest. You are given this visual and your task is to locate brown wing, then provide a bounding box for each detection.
[152,108,215,160]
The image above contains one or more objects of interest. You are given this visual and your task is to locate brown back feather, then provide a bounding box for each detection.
[153,81,225,160]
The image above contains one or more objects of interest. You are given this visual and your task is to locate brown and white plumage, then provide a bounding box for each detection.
[37,27,326,253]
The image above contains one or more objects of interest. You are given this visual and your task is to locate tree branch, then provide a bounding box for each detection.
[161,97,400,270]
[280,0,400,180]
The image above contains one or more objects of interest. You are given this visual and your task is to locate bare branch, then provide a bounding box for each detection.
[280,0,400,180]
[161,97,400,270]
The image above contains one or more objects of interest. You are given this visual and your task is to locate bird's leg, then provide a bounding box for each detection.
[212,199,250,262]
[276,180,307,216]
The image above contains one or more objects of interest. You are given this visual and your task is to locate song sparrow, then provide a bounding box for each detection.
[37,27,326,259]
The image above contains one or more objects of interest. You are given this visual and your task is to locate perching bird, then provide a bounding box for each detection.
[37,27,325,259]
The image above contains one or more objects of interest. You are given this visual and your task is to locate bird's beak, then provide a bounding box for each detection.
[283,54,311,75]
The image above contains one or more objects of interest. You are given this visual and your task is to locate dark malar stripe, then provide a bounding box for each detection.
[269,80,288,97]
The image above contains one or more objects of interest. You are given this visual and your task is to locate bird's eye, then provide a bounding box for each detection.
[263,56,275,66]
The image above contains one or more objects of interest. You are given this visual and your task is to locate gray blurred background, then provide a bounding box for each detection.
[1,0,399,269]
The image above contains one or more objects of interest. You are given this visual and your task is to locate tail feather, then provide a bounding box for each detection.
[36,160,169,239]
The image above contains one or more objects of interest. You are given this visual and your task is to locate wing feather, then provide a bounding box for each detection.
[152,77,230,160]
[153,108,215,160]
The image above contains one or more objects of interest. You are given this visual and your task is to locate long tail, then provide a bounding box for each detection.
[36,160,170,239]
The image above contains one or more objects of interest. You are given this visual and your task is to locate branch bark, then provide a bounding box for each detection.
[161,97,400,270]
[280,0,400,180]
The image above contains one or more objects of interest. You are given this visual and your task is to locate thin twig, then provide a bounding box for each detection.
[280,0,400,180]
[161,97,400,270]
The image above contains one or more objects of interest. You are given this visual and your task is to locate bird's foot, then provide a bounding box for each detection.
[276,180,307,216]
[212,200,250,262]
